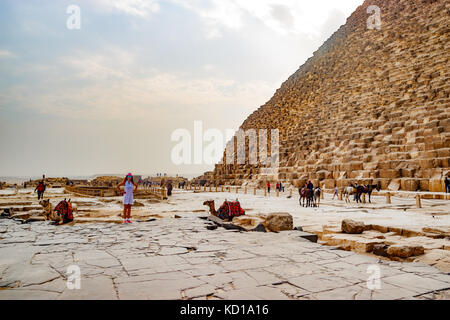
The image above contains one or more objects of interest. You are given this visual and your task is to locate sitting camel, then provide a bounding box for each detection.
[203,199,245,221]
[39,199,74,225]
[39,199,59,221]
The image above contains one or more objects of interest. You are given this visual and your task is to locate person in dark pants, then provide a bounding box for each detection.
[267,182,271,194]
[34,181,46,200]
[445,176,450,193]
[167,181,173,196]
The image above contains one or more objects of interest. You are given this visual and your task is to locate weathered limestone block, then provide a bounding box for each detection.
[232,215,266,231]
[341,219,365,234]
[263,213,293,232]
[387,245,425,258]
[372,244,390,257]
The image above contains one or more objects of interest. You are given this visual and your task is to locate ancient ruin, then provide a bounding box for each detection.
[200,0,449,193]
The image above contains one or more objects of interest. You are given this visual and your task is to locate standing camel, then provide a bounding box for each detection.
[299,187,313,207]
[313,187,321,207]
[342,186,357,203]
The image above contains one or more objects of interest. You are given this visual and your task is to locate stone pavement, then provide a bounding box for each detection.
[0,217,449,300]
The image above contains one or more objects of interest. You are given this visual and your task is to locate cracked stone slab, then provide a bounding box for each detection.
[57,276,117,300]
[382,273,450,294]
[117,278,204,300]
[0,214,449,300]
[184,283,216,299]
[0,263,60,288]
[216,286,290,300]
[288,273,353,293]
[0,289,60,300]
[120,255,187,273]
[305,282,419,300]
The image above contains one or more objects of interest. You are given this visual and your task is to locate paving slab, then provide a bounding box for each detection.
[0,217,448,300]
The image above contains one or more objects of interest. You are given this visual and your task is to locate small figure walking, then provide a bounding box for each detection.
[445,176,450,193]
[267,182,271,194]
[167,181,173,196]
[332,186,339,200]
[34,181,46,200]
[117,173,138,224]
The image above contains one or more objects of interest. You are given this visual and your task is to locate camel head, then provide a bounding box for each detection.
[39,199,51,208]
[203,200,216,214]
[203,200,214,207]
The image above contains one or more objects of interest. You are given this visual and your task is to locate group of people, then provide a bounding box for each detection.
[266,182,285,193]
[26,174,450,226]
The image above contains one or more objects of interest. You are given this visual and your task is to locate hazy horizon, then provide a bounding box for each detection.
[0,0,364,177]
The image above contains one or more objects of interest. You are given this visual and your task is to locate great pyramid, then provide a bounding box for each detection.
[198,0,449,192]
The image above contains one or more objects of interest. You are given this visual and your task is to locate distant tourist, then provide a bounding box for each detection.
[445,176,450,193]
[167,181,173,196]
[117,173,138,224]
[267,182,271,194]
[276,182,280,191]
[332,186,339,200]
[280,182,284,192]
[34,181,46,200]
[307,180,314,190]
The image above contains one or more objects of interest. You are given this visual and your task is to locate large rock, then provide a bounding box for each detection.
[372,244,390,257]
[341,219,365,234]
[263,213,293,232]
[387,245,425,258]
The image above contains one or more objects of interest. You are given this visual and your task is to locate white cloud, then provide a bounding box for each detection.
[170,0,363,37]
[98,0,160,17]
[0,50,15,58]
[3,51,277,125]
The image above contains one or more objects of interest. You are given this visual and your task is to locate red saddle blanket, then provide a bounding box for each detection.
[54,200,74,222]
[217,201,245,220]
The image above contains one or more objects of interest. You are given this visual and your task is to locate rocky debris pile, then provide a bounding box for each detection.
[205,212,295,233]
[198,0,450,193]
[90,176,122,187]
[0,206,46,224]
[320,218,446,267]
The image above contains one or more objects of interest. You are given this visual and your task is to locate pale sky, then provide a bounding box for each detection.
[0,0,364,177]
